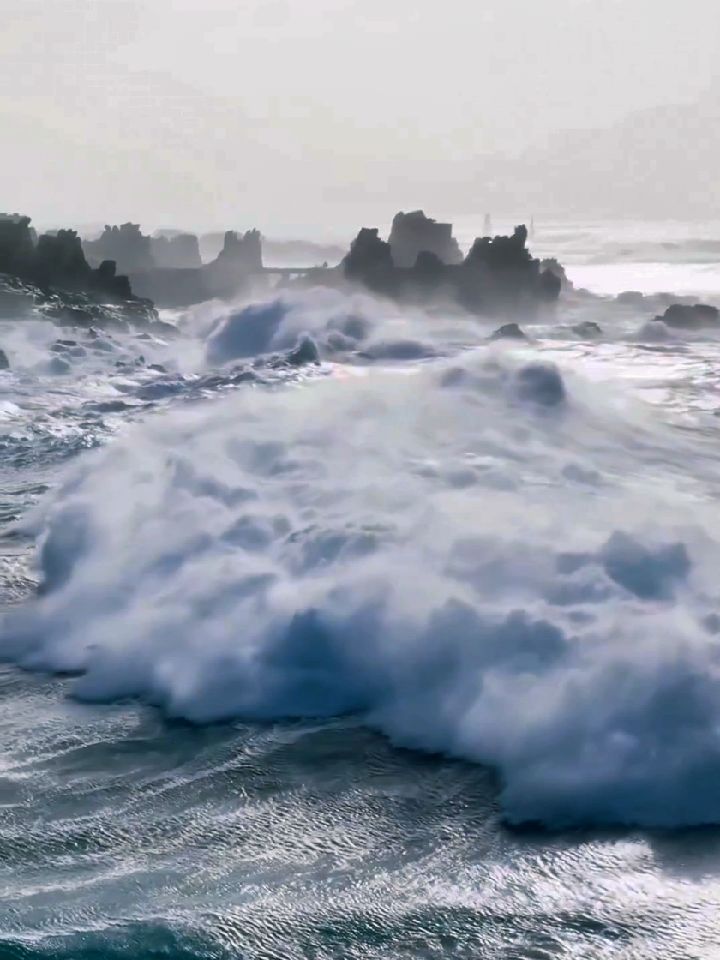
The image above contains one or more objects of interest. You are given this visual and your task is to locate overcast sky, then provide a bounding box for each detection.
[1,0,719,235]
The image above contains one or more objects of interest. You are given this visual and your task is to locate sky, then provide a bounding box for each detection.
[1,0,719,236]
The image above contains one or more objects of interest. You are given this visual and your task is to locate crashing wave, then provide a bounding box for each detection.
[4,337,720,830]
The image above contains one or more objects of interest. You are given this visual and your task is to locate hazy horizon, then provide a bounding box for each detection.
[2,0,720,235]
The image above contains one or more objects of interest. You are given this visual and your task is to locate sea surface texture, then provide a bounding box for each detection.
[3,221,720,959]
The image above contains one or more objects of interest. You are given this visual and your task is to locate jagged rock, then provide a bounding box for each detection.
[340,220,559,317]
[214,230,262,271]
[0,214,158,329]
[203,229,263,298]
[389,210,462,267]
[538,268,562,302]
[0,214,35,274]
[490,322,528,341]
[654,303,719,329]
[0,348,9,370]
[572,320,603,338]
[132,229,264,307]
[540,257,570,290]
[285,334,321,366]
[84,223,155,274]
[342,228,396,293]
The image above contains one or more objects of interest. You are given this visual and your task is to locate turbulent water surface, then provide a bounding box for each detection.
[3,222,720,958]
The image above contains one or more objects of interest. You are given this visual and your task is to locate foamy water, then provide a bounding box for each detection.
[2,221,720,958]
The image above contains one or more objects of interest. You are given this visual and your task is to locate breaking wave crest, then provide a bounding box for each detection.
[4,317,720,829]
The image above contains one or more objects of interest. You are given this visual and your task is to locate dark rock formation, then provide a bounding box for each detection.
[341,220,561,317]
[84,223,155,274]
[572,320,603,338]
[540,258,570,291]
[654,303,719,329]
[0,215,157,328]
[514,362,566,407]
[342,228,396,294]
[1,216,137,301]
[131,229,265,308]
[204,230,262,296]
[284,334,321,367]
[0,213,35,273]
[389,210,462,267]
[490,322,528,341]
[0,348,9,370]
[151,232,202,269]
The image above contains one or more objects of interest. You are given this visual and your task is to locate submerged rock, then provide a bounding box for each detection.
[490,322,528,341]
[572,320,603,338]
[616,290,645,306]
[513,362,566,407]
[285,334,321,366]
[654,303,719,329]
[47,356,71,375]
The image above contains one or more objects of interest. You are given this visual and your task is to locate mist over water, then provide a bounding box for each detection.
[4,221,720,957]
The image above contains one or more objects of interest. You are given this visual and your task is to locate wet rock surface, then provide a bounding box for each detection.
[0,215,158,330]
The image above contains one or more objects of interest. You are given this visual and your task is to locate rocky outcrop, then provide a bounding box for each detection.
[131,228,265,308]
[654,303,719,329]
[203,229,263,298]
[0,348,9,370]
[342,228,396,294]
[457,225,560,313]
[0,215,158,328]
[341,220,561,317]
[84,223,155,274]
[388,210,463,267]
[572,320,603,338]
[0,272,158,330]
[540,257,570,291]
[0,216,142,301]
[490,322,528,341]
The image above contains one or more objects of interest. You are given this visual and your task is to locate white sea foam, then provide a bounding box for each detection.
[4,289,720,828]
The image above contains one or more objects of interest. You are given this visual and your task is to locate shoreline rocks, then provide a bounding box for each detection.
[0,214,160,330]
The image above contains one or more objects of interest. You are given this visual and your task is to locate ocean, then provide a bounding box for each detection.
[2,221,720,959]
